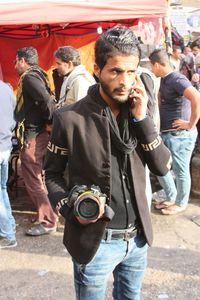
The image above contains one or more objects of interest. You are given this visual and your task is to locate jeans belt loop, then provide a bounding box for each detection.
[105,228,112,241]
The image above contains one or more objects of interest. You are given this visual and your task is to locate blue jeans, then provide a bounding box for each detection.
[0,149,16,240]
[73,234,148,300]
[157,129,197,206]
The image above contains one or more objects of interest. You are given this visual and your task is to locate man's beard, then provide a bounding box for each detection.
[100,78,131,104]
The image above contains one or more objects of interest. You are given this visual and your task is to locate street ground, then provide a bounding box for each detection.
[0,185,200,300]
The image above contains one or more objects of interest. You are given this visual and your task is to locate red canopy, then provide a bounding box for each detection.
[0,0,166,26]
[0,0,166,89]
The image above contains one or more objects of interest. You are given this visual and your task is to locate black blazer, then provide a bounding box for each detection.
[44,88,171,264]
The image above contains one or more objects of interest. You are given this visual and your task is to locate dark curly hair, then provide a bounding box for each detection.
[16,47,38,66]
[54,46,81,66]
[95,26,141,70]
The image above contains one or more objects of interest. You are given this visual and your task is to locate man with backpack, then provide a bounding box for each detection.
[15,47,57,236]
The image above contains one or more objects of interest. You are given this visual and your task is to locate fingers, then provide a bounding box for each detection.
[172,119,189,130]
[133,75,145,92]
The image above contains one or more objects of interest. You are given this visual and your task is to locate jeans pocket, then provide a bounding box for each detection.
[135,234,147,248]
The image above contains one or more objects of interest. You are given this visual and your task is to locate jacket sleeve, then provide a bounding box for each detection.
[23,74,56,120]
[43,110,70,211]
[132,116,171,176]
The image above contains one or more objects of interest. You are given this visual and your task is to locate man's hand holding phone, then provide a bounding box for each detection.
[129,74,148,120]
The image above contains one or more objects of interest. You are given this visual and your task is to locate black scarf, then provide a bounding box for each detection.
[89,84,137,154]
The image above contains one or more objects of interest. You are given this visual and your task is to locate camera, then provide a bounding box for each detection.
[67,184,114,222]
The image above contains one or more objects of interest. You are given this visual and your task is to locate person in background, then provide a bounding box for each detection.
[14,47,57,236]
[138,60,161,209]
[149,48,200,215]
[44,26,171,300]
[179,46,194,81]
[52,68,64,102]
[190,38,200,57]
[191,54,200,92]
[190,38,200,85]
[0,80,17,248]
[169,45,183,72]
[54,46,95,106]
[191,54,200,152]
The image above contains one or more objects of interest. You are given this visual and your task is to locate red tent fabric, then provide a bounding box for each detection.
[0,0,166,25]
[0,0,166,89]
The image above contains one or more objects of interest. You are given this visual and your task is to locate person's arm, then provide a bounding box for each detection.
[23,74,56,120]
[44,110,69,213]
[172,85,200,130]
[132,116,171,176]
[130,75,171,176]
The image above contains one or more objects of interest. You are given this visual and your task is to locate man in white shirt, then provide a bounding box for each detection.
[54,46,95,106]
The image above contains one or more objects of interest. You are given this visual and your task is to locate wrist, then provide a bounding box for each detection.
[131,115,147,122]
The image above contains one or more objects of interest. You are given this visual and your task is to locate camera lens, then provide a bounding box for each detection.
[77,198,99,220]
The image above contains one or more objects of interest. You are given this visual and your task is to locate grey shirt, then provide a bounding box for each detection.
[0,80,16,151]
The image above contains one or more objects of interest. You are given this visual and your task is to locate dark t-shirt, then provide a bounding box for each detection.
[160,72,192,131]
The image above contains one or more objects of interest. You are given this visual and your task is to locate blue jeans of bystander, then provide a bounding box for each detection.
[157,129,197,206]
[0,149,16,240]
[73,233,148,300]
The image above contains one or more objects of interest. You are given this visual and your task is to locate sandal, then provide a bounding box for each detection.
[161,204,186,215]
[154,201,175,210]
[26,223,56,236]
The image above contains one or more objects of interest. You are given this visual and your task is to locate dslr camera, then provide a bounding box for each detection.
[67,185,114,221]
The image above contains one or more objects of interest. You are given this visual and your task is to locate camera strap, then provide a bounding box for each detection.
[102,205,115,222]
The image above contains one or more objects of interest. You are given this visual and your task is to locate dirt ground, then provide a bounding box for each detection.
[0,186,200,300]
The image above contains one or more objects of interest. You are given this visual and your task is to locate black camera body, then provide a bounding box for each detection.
[67,185,114,222]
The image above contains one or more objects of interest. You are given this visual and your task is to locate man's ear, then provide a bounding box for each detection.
[93,63,100,78]
[21,57,29,68]
[68,60,74,70]
[21,57,25,63]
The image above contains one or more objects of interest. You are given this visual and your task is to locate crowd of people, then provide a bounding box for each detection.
[0,26,200,300]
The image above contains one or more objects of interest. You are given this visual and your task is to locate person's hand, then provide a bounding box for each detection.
[129,74,148,120]
[45,123,53,133]
[172,119,190,130]
[191,73,200,83]
[75,200,106,225]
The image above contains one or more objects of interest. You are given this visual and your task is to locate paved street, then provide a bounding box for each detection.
[1,187,200,300]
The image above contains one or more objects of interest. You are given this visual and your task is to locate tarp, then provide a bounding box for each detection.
[0,0,167,89]
[0,0,166,25]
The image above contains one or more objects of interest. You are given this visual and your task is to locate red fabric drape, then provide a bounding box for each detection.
[0,33,97,90]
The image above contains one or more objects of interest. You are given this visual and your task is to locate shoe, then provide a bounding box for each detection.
[0,238,17,249]
[161,204,186,215]
[26,223,56,236]
[154,201,175,210]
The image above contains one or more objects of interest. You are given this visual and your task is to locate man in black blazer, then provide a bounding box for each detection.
[44,27,171,300]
